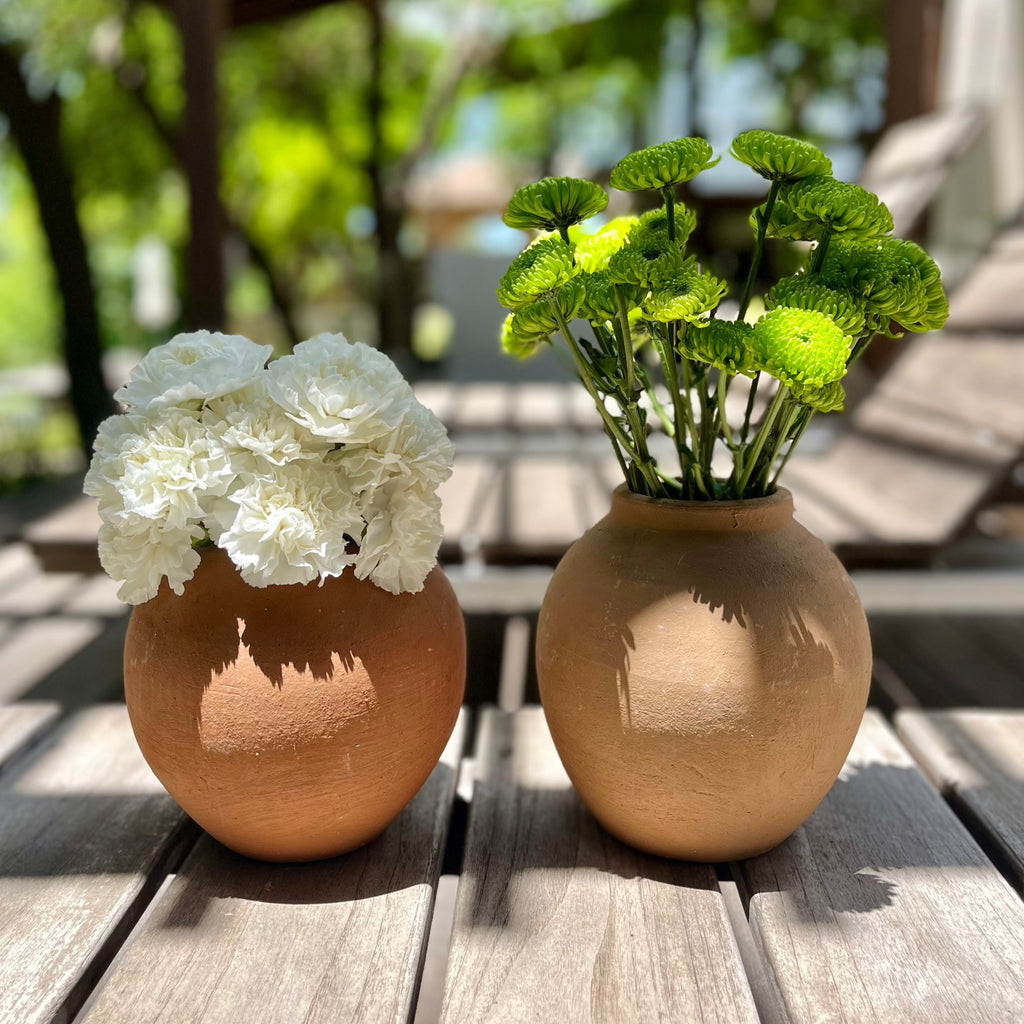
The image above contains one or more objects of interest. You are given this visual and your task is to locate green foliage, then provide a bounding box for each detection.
[0,164,60,367]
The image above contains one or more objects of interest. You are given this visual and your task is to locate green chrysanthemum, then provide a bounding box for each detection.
[577,271,622,323]
[511,278,586,335]
[637,203,698,246]
[497,237,578,310]
[501,313,549,360]
[730,129,832,183]
[752,307,850,386]
[610,137,719,192]
[787,378,846,413]
[781,177,893,240]
[816,237,949,336]
[573,216,639,273]
[643,260,728,323]
[606,232,685,288]
[767,276,866,336]
[503,176,609,233]
[682,320,757,376]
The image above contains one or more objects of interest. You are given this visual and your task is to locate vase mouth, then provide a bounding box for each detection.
[609,484,794,532]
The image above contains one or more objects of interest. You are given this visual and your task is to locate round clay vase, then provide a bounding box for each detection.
[123,547,465,862]
[536,485,872,861]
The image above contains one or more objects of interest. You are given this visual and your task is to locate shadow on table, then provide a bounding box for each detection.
[150,760,457,929]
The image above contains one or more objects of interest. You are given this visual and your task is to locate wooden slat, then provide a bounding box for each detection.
[737,710,1024,1023]
[785,433,998,545]
[0,702,60,770]
[868,614,1024,707]
[440,708,759,1024]
[0,705,189,1024]
[896,709,1024,891]
[0,616,106,703]
[79,712,468,1024]
[438,454,503,557]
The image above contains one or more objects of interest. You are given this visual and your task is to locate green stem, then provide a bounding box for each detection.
[696,366,715,478]
[610,291,661,495]
[808,222,834,277]
[717,371,737,451]
[740,371,762,443]
[553,309,648,485]
[637,362,677,438]
[734,384,789,496]
[769,406,814,490]
[738,179,781,320]
[678,352,712,499]
[847,327,876,367]
[661,186,676,242]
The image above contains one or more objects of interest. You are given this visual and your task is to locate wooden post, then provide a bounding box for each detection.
[885,0,945,125]
[173,0,228,330]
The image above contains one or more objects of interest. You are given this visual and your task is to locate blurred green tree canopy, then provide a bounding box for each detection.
[0,0,885,461]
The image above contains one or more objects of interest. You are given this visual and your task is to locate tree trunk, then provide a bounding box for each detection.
[172,0,228,330]
[0,41,114,458]
[365,0,415,359]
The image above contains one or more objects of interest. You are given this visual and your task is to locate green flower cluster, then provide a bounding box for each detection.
[497,129,949,501]
[817,238,948,337]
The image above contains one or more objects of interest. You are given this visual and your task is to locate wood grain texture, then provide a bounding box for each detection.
[0,702,60,771]
[0,705,188,1024]
[896,709,1024,890]
[868,614,1024,707]
[738,710,1024,1023]
[440,708,759,1024]
[79,711,467,1024]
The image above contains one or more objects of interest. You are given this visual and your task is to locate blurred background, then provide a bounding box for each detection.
[0,0,1019,490]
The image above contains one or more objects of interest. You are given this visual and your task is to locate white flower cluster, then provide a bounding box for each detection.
[85,331,454,604]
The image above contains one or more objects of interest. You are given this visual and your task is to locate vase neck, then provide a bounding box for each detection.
[609,485,794,533]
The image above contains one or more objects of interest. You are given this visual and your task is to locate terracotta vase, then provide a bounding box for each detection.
[123,547,465,862]
[536,485,872,861]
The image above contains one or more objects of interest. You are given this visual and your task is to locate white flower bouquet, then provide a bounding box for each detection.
[85,330,454,604]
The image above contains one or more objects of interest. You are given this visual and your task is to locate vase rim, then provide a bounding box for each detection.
[610,484,794,532]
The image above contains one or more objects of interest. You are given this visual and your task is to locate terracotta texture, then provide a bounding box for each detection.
[537,485,872,861]
[124,547,466,862]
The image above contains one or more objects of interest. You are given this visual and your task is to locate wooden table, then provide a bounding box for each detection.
[3,701,1024,1024]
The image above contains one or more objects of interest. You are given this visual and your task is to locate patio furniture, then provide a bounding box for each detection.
[2,699,1023,1023]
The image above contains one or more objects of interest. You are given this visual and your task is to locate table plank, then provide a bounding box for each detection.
[737,710,1024,1023]
[896,709,1024,891]
[440,708,759,1024]
[79,712,468,1024]
[0,702,60,771]
[0,705,190,1024]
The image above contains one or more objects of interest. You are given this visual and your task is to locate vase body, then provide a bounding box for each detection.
[537,485,871,861]
[124,547,465,862]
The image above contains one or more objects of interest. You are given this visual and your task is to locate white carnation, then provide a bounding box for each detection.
[114,330,272,410]
[265,332,414,444]
[339,399,454,496]
[98,518,204,605]
[207,461,363,588]
[85,408,233,530]
[90,330,453,602]
[204,381,333,469]
[354,490,443,595]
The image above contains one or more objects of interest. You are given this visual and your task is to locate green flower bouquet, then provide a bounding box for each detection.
[497,130,949,500]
